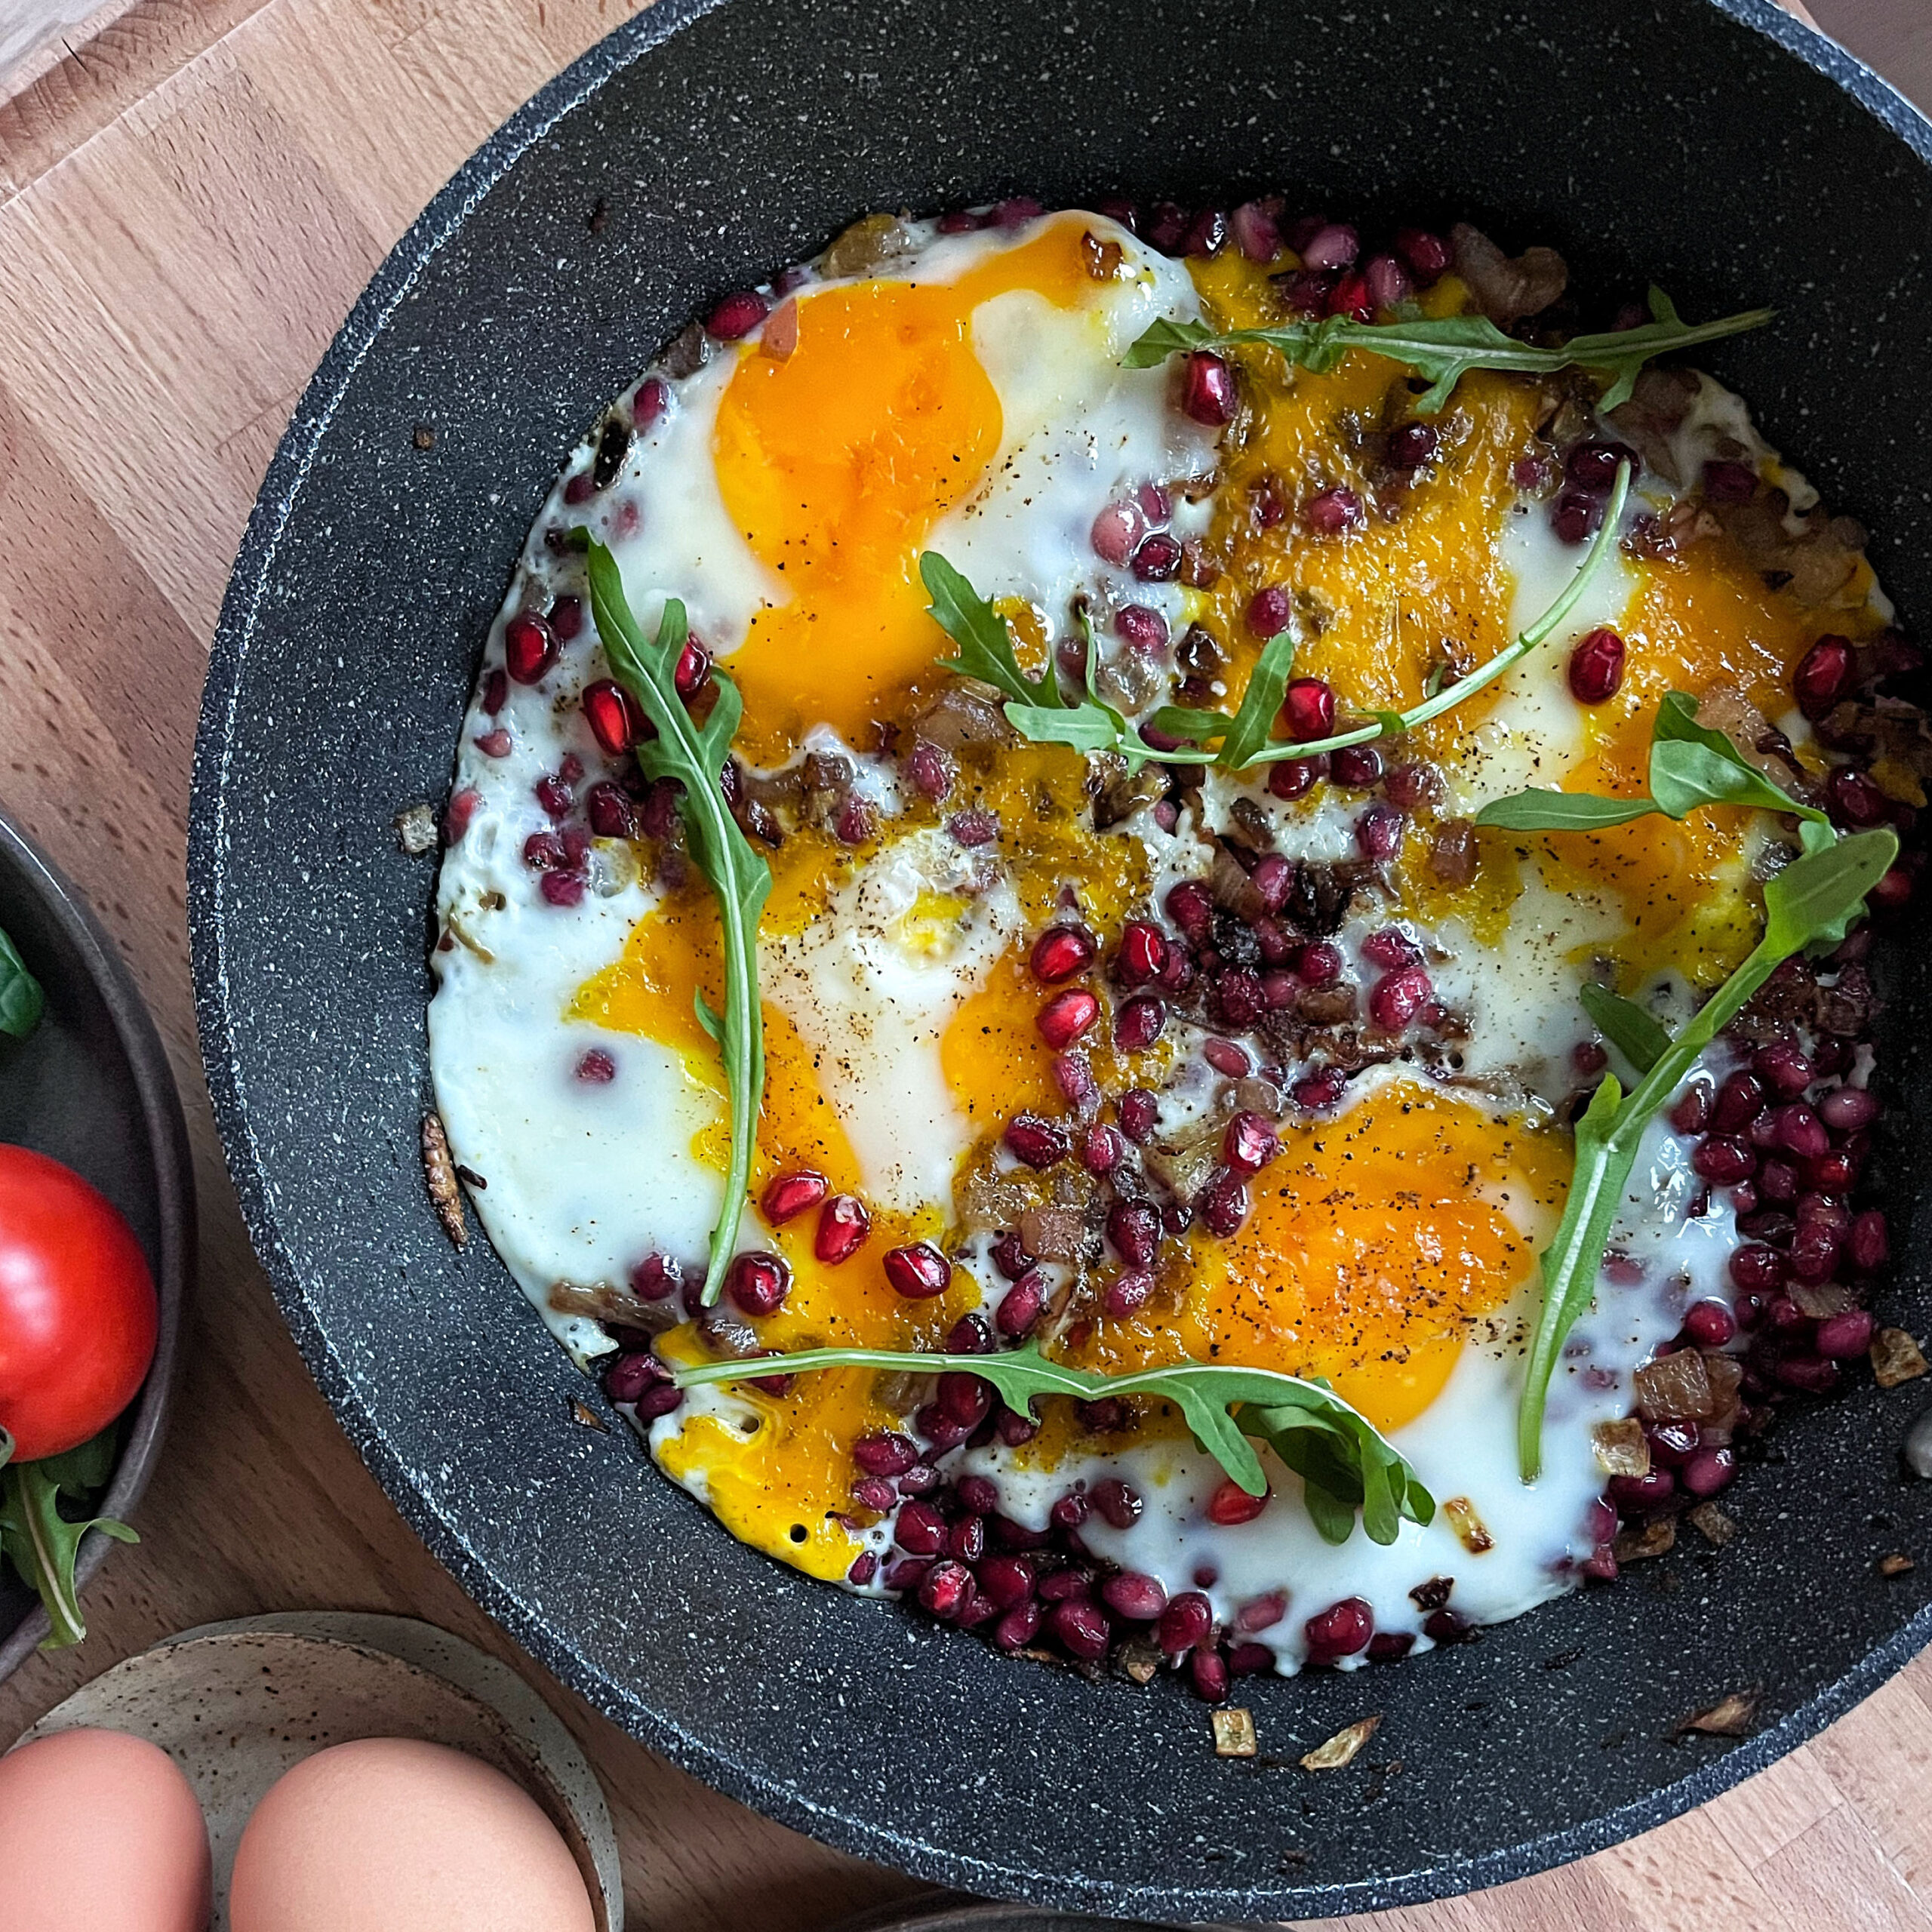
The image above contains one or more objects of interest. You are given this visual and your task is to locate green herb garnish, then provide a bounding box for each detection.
[1514,826,1897,1478]
[672,1339,1432,1543]
[1476,691,1833,843]
[585,540,772,1307]
[0,924,43,1038]
[0,1427,137,1649]
[1124,287,1774,414]
[923,465,1630,774]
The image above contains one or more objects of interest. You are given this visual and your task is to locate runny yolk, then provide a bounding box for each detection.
[712,216,1109,761]
[1071,1083,1569,1436]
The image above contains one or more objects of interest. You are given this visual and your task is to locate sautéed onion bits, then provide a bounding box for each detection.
[427,201,1921,1696]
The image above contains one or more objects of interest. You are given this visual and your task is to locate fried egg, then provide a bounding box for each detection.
[429,208,1898,1669]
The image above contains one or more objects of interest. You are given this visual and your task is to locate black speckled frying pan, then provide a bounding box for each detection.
[189,0,1932,1915]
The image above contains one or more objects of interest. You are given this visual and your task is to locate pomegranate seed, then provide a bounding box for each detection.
[1327,271,1373,321]
[1817,1308,1877,1359]
[1091,500,1145,565]
[1235,1592,1287,1633]
[851,1477,896,1513]
[1300,221,1359,269]
[1135,481,1173,525]
[994,195,1044,227]
[1131,534,1183,582]
[1189,1647,1232,1702]
[1179,352,1238,425]
[1158,1591,1214,1652]
[1713,1071,1765,1133]
[1247,586,1291,638]
[1004,1113,1070,1168]
[1728,1245,1786,1294]
[1702,459,1757,502]
[1102,1571,1168,1620]
[673,636,712,699]
[1304,1595,1374,1663]
[1281,678,1337,740]
[1551,488,1604,544]
[1680,1447,1737,1497]
[1392,228,1449,279]
[1031,924,1097,983]
[586,782,639,838]
[1223,1111,1280,1174]
[708,290,768,339]
[534,774,574,820]
[1789,1222,1841,1282]
[1207,1479,1268,1525]
[1567,628,1626,704]
[504,611,558,685]
[725,1250,790,1317]
[1681,1300,1736,1347]
[1297,941,1344,986]
[882,1241,951,1299]
[1267,756,1324,800]
[1370,966,1432,1030]
[540,872,585,907]
[939,1371,992,1429]
[1386,422,1439,472]
[632,377,669,428]
[1753,1041,1814,1096]
[1304,487,1364,535]
[1230,198,1282,260]
[1051,1490,1090,1531]
[995,1270,1045,1338]
[1331,743,1383,787]
[946,1315,992,1358]
[601,1349,669,1404]
[761,1169,828,1224]
[1117,920,1169,986]
[883,1555,934,1593]
[992,1601,1042,1650]
[1369,1632,1417,1663]
[1364,252,1412,309]
[1050,1598,1111,1660]
[574,1048,617,1084]
[1053,1052,1098,1117]
[1113,993,1166,1052]
[1106,1201,1158,1268]
[990,1231,1032,1278]
[1104,1269,1154,1319]
[629,1254,681,1302]
[1692,1135,1755,1185]
[919,1559,973,1620]
[1114,605,1169,654]
[1777,1355,1841,1395]
[478,669,509,717]
[848,1552,878,1586]
[854,1432,918,1478]
[1820,1085,1878,1131]
[1362,927,1421,971]
[1794,635,1854,721]
[1292,1066,1348,1111]
[1208,971,1264,1031]
[977,1555,1035,1611]
[906,738,955,801]
[1827,767,1889,827]
[1091,1478,1143,1528]
[1850,1209,1889,1272]
[1770,1103,1829,1160]
[1118,1089,1159,1142]
[1196,1167,1251,1238]
[582,678,646,755]
[1872,866,1915,910]
[1030,987,1097,1051]
[1081,1124,1124,1175]
[814,1194,871,1263]
[947,808,998,846]
[523,831,570,873]
[1164,879,1215,942]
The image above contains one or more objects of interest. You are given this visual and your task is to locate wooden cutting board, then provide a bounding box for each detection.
[1,2,1929,1928]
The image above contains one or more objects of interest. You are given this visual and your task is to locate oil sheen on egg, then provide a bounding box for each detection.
[429,206,1899,1670]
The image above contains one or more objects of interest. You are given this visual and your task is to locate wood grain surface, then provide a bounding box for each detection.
[0,3,1927,1927]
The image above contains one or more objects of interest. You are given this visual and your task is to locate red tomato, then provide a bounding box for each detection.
[0,1146,158,1461]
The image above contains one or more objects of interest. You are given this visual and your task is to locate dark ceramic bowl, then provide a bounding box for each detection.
[190,0,1932,1916]
[0,812,194,1681]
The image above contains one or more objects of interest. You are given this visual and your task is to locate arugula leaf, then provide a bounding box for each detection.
[673,1340,1432,1541]
[1478,691,1832,837]
[933,465,1629,780]
[1579,983,1669,1074]
[586,543,773,1306]
[1123,290,1774,415]
[0,1428,137,1650]
[0,924,43,1038]
[1217,629,1301,768]
[920,553,1062,710]
[1475,791,1659,832]
[1518,826,1898,1477]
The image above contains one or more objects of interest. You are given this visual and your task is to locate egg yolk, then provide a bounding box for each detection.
[714,215,1114,761]
[1066,1083,1568,1435]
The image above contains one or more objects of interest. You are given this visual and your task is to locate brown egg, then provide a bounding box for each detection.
[0,1727,211,1932]
[229,1737,596,1932]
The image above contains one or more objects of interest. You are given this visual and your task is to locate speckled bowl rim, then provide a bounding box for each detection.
[1,809,195,1684]
[190,0,1932,1914]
